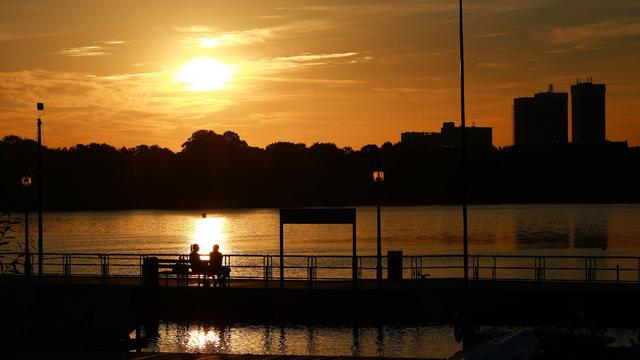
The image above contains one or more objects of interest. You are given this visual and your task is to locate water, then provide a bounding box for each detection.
[142,322,640,358]
[7,204,640,357]
[10,204,640,256]
[144,322,460,358]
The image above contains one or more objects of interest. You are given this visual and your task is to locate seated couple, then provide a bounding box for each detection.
[189,243,231,287]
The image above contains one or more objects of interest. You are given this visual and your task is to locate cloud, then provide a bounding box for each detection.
[296,3,451,15]
[59,46,109,57]
[248,76,364,86]
[546,44,602,54]
[187,28,274,48]
[476,62,512,69]
[256,14,289,20]
[0,30,60,43]
[0,31,22,42]
[176,20,336,48]
[373,87,426,93]
[0,69,233,130]
[174,25,214,33]
[0,68,240,148]
[473,32,508,39]
[248,111,306,126]
[542,18,640,44]
[252,52,363,71]
[59,40,126,57]
[272,52,358,62]
[464,0,532,14]
[295,0,538,16]
[0,3,44,12]
[270,20,337,35]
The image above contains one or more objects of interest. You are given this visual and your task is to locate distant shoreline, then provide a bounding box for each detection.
[23,201,640,213]
[4,133,639,212]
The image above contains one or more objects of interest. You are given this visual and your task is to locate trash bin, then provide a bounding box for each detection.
[387,251,403,280]
[142,257,159,287]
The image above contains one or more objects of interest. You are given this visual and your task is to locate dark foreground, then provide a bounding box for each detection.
[1,276,640,358]
[2,276,640,325]
[3,352,443,360]
[128,353,440,360]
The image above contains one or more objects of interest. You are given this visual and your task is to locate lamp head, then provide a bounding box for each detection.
[373,170,384,183]
[21,176,32,187]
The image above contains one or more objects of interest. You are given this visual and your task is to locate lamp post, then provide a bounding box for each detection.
[21,176,32,280]
[458,0,474,351]
[36,102,44,284]
[373,170,384,281]
[458,0,469,289]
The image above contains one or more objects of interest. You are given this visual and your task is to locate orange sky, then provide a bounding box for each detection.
[0,0,639,150]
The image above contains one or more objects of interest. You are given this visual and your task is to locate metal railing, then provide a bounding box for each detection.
[1,252,640,284]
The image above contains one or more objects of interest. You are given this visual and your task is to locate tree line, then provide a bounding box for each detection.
[1,130,639,211]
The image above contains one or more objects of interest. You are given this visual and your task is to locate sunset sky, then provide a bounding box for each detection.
[0,0,639,150]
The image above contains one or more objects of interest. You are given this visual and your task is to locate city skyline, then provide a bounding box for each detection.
[0,0,639,151]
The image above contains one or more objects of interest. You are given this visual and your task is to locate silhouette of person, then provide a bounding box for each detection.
[189,243,207,286]
[209,244,231,287]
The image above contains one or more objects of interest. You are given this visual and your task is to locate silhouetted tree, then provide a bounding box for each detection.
[0,211,20,273]
[0,131,638,211]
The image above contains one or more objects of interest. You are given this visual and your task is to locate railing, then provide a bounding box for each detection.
[1,252,640,284]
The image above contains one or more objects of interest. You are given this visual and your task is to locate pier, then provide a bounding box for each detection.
[2,252,640,328]
[6,252,640,282]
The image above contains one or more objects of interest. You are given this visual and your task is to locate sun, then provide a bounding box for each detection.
[193,217,226,254]
[175,57,234,91]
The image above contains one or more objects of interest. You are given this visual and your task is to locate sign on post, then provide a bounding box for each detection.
[279,208,357,288]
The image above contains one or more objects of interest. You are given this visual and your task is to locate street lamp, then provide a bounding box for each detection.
[21,175,32,280]
[458,0,469,289]
[36,102,44,284]
[373,171,384,183]
[373,170,384,281]
[21,176,32,187]
[457,0,473,350]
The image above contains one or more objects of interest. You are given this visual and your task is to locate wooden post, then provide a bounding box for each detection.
[352,220,357,287]
[280,221,284,289]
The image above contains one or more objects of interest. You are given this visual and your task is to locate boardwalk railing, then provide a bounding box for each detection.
[1,252,639,283]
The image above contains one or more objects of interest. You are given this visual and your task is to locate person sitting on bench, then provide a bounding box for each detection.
[189,243,208,286]
[209,244,231,287]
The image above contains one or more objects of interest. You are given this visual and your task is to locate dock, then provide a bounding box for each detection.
[2,251,640,355]
[2,275,640,327]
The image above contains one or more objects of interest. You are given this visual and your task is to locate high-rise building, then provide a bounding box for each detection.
[513,85,568,146]
[571,79,606,144]
[513,97,536,146]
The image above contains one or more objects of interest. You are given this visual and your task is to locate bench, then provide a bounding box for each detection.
[154,256,230,287]
[157,257,189,286]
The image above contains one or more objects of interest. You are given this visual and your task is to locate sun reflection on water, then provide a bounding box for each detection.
[187,328,222,351]
[192,217,226,255]
[148,322,460,357]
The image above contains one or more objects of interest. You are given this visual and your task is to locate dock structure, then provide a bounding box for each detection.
[2,251,640,350]
[2,273,640,328]
[2,257,640,356]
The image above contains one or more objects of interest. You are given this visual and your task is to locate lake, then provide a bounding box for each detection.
[145,322,460,358]
[8,204,640,357]
[11,204,640,256]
